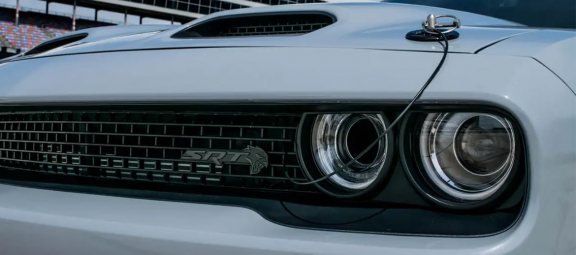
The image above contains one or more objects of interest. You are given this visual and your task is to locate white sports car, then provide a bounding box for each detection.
[0,1,574,255]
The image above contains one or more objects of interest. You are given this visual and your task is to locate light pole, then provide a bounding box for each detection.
[15,0,20,26]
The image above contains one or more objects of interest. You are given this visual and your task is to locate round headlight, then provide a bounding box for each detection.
[311,113,390,190]
[419,112,515,201]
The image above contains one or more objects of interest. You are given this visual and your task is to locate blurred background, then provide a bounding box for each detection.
[0,0,361,59]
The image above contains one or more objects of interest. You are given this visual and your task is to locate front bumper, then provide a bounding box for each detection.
[0,180,573,255]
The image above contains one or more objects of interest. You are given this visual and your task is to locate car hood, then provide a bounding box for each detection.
[10,2,535,59]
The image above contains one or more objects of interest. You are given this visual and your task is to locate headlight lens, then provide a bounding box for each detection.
[419,112,515,201]
[312,113,389,190]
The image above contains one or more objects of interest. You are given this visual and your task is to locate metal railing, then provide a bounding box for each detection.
[0,3,120,25]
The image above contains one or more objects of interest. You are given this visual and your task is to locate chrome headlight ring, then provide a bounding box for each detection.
[312,113,389,190]
[400,111,523,208]
[297,112,394,198]
[420,112,515,201]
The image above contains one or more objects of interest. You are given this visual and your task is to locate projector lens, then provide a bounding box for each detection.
[312,114,389,190]
[454,115,513,175]
[418,112,515,201]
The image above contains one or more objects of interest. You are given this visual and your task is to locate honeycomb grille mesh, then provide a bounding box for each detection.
[218,20,331,37]
[0,111,312,192]
[173,13,334,38]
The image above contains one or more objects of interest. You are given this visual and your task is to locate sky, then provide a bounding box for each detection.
[0,0,175,24]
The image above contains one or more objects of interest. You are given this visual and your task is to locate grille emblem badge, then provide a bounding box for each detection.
[181,145,268,175]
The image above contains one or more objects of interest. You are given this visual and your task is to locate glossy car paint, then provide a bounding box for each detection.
[478,30,576,91]
[5,3,528,57]
[0,2,574,255]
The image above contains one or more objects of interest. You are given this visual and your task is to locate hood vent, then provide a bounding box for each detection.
[24,33,88,56]
[172,13,335,38]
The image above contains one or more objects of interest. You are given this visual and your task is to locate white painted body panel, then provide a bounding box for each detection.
[0,48,572,103]
[479,30,576,91]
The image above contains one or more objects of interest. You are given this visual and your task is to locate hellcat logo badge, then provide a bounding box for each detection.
[181,145,268,175]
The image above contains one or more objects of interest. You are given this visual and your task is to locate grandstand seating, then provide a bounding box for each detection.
[0,22,48,51]
[0,8,68,51]
[34,14,71,37]
[0,7,110,51]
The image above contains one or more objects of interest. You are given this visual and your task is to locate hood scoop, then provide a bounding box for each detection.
[24,33,88,56]
[172,12,335,38]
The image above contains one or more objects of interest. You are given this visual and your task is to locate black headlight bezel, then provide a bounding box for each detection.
[296,105,527,211]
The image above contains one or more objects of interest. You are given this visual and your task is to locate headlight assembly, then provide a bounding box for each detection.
[405,112,520,207]
[297,109,524,205]
[298,113,393,197]
[312,114,389,190]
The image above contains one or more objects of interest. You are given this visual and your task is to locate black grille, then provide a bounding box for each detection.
[0,111,313,192]
[172,13,334,38]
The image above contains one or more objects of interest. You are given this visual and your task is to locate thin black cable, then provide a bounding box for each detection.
[284,29,450,186]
